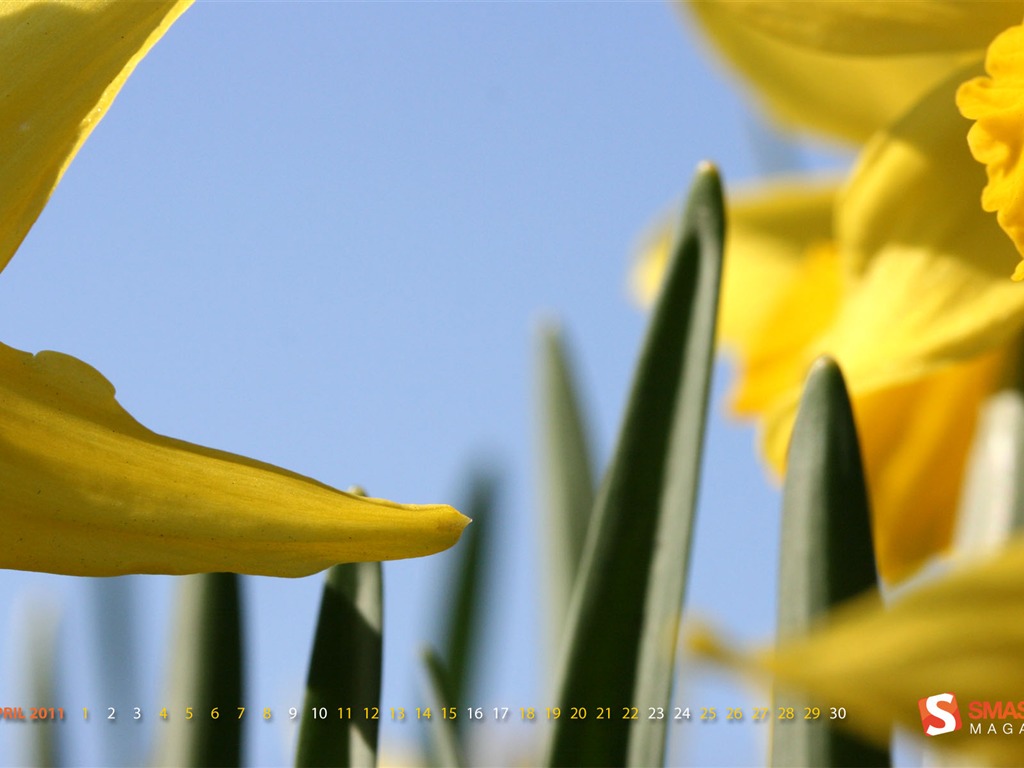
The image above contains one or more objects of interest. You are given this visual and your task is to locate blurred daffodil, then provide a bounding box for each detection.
[633,2,1024,583]
[685,0,1024,282]
[693,537,1024,766]
[0,1,467,577]
[958,23,1024,280]
[683,0,1022,143]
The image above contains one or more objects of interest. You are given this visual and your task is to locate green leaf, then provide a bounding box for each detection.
[547,164,724,768]
[152,573,245,768]
[441,469,498,710]
[25,604,61,768]
[772,357,889,768]
[420,647,466,768]
[295,561,383,768]
[537,322,596,657]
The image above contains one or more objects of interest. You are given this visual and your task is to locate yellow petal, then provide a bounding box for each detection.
[958,24,1024,277]
[691,1,1024,55]
[832,62,1024,396]
[693,536,1024,767]
[682,0,982,142]
[729,241,841,417]
[0,342,469,576]
[0,0,191,275]
[633,181,839,418]
[632,179,837,344]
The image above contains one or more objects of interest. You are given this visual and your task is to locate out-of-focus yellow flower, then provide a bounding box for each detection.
[958,24,1024,280]
[686,0,1024,278]
[693,537,1024,766]
[683,1,1022,143]
[0,1,468,576]
[633,2,1024,582]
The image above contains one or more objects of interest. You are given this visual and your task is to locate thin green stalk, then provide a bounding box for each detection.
[420,647,465,768]
[441,469,498,711]
[537,322,596,659]
[547,164,724,767]
[295,561,383,768]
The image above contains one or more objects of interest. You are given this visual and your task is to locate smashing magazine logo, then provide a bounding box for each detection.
[919,693,962,736]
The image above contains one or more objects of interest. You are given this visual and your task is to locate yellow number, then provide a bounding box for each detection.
[804,707,821,720]
[237,707,245,720]
[159,708,168,720]
[521,707,535,720]
[777,707,795,720]
[417,707,432,720]
[82,708,88,720]
[442,707,457,720]
[727,708,743,721]
[211,707,220,720]
[185,707,193,720]
[622,707,638,720]
[701,707,717,721]
[364,707,379,720]
[546,708,560,720]
[263,708,272,720]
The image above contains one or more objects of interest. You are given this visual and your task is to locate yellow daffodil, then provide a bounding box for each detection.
[958,23,1024,280]
[1,1,468,576]
[632,2,1024,583]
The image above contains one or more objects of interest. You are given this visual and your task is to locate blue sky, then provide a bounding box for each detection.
[0,3,851,765]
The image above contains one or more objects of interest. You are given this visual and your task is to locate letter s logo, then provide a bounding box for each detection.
[918,693,962,736]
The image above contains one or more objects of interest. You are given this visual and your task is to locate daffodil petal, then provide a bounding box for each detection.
[832,62,1024,396]
[0,342,469,576]
[761,349,1008,584]
[682,0,981,141]
[633,179,837,341]
[632,181,839,414]
[694,535,1024,767]
[690,1,1023,55]
[0,0,191,275]
[719,181,837,347]
[958,24,1024,276]
[729,242,841,417]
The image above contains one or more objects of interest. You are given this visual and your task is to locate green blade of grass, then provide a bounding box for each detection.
[772,357,889,768]
[547,164,724,768]
[441,469,498,711]
[295,561,383,768]
[152,573,245,768]
[26,604,60,768]
[537,323,596,658]
[420,647,466,768]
